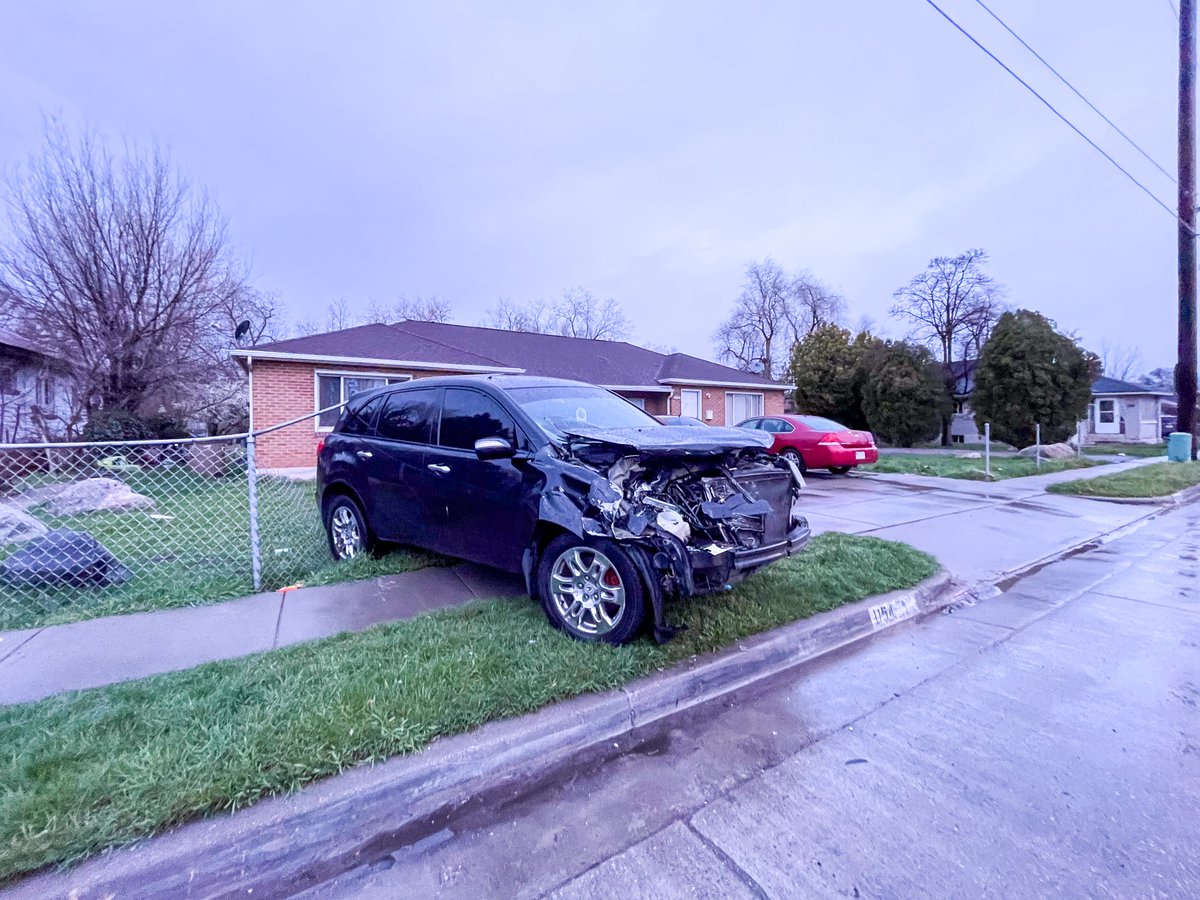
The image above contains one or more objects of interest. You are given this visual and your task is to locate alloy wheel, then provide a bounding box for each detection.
[330,504,363,559]
[549,546,627,636]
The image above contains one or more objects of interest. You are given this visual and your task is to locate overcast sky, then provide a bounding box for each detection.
[0,1,1182,370]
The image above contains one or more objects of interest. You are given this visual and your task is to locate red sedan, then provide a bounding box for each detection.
[736,414,878,474]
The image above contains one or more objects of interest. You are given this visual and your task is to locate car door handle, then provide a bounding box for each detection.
[355,450,374,460]
[427,464,451,474]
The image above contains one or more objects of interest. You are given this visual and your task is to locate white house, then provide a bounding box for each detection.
[0,330,74,443]
[1086,376,1170,445]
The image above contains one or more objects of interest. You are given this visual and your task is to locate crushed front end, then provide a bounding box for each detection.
[535,425,811,642]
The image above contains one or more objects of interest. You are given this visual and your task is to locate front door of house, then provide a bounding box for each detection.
[1095,399,1120,435]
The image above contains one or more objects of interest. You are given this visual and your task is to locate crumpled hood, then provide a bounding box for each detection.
[561,423,772,456]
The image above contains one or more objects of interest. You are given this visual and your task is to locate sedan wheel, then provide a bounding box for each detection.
[782,448,807,474]
[538,536,646,644]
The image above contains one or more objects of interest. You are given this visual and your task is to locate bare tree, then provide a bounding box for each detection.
[553,288,630,340]
[890,249,1005,366]
[0,122,253,434]
[1141,366,1173,390]
[293,299,354,336]
[791,271,846,335]
[483,298,544,332]
[364,295,453,324]
[957,291,1005,362]
[1099,340,1144,381]
[890,248,1005,445]
[714,259,843,379]
[482,290,630,340]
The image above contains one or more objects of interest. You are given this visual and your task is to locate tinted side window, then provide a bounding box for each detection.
[739,419,761,430]
[376,388,438,444]
[340,394,384,435]
[439,388,518,450]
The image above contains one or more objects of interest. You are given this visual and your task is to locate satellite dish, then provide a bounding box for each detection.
[748,359,766,375]
[234,320,252,346]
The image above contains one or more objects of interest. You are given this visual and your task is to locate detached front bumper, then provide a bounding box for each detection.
[684,516,812,589]
[731,517,812,571]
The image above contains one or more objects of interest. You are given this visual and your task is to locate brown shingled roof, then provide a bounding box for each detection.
[238,320,784,389]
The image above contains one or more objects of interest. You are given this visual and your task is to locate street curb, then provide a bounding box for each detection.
[1050,481,1200,507]
[5,572,956,900]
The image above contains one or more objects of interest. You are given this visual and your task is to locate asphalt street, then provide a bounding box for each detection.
[305,501,1200,898]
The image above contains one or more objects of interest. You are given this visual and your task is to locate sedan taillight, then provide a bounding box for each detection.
[316,438,325,459]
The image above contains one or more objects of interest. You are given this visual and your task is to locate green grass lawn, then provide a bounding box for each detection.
[1083,443,1168,458]
[863,453,1101,481]
[0,532,936,883]
[1047,461,1200,498]
[0,469,437,631]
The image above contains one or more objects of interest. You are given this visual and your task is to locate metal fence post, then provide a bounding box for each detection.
[984,423,992,479]
[246,432,263,592]
[1036,423,1042,471]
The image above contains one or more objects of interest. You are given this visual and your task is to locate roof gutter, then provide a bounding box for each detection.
[659,378,793,390]
[227,348,525,375]
[600,384,673,394]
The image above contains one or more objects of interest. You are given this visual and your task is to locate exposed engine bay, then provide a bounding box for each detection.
[527,424,812,642]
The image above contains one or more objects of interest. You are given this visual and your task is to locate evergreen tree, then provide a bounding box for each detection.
[859,341,951,446]
[971,310,1093,447]
[787,325,878,428]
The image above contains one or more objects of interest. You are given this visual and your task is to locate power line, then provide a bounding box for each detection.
[921,0,1184,229]
[1169,0,1181,22]
[972,0,1175,184]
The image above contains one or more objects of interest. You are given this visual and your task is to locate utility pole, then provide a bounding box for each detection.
[1179,0,1198,458]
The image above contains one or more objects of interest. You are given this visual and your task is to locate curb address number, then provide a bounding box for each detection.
[868,594,920,630]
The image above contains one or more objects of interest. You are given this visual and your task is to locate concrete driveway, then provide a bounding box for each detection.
[796,460,1161,584]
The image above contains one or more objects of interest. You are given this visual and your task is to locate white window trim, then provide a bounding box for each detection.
[313,370,413,432]
[725,391,765,424]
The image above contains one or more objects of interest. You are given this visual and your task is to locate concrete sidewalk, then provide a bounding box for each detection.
[0,455,1170,706]
[0,563,525,705]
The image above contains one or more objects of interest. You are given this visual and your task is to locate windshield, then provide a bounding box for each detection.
[506,385,661,439]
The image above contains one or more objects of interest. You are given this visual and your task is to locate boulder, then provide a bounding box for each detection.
[0,528,132,588]
[27,477,154,516]
[1017,442,1075,460]
[0,504,48,544]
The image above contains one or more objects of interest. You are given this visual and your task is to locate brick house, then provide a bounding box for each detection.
[231,321,788,468]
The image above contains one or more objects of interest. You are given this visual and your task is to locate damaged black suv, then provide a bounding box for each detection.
[317,376,810,644]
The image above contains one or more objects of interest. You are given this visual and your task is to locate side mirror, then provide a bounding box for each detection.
[474,436,516,460]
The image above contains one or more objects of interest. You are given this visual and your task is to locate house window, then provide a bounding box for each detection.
[627,397,646,410]
[0,364,15,395]
[316,372,410,429]
[726,392,764,425]
[35,376,54,408]
[1098,399,1115,424]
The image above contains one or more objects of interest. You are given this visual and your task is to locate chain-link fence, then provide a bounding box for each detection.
[0,414,332,631]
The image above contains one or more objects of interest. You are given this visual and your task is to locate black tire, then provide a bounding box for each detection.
[829,466,852,475]
[324,493,375,561]
[782,448,807,474]
[536,534,647,645]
